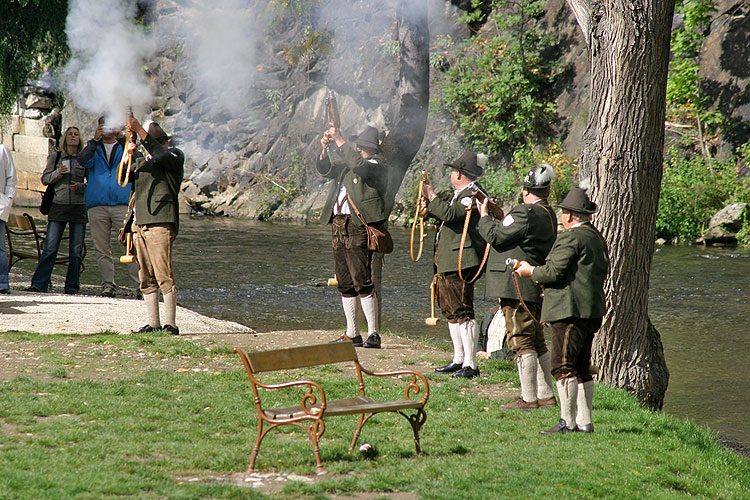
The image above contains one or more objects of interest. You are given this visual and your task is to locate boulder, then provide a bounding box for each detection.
[698,202,748,244]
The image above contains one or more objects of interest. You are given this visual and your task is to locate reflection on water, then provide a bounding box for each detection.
[98,216,750,447]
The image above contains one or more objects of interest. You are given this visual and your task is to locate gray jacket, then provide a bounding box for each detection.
[41,151,87,206]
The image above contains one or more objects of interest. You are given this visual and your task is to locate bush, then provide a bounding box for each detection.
[437,0,560,156]
[656,146,750,243]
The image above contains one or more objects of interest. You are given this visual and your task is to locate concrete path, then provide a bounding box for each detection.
[0,291,254,335]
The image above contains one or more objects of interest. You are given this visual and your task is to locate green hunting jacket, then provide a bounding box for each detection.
[428,183,485,274]
[316,143,387,227]
[477,199,557,303]
[132,135,184,232]
[531,222,609,322]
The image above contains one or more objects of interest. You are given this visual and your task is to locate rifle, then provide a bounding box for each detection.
[325,90,340,164]
[472,188,505,220]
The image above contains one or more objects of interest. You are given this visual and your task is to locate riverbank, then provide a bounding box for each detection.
[0,327,747,499]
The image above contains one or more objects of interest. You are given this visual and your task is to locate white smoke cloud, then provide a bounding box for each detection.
[174,0,260,117]
[64,0,156,128]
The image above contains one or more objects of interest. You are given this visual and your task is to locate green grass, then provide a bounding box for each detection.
[0,334,747,499]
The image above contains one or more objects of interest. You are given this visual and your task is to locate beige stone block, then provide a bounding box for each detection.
[11,188,41,209]
[13,135,53,155]
[25,94,52,110]
[11,151,48,175]
[24,172,45,192]
[1,126,13,149]
[20,117,47,137]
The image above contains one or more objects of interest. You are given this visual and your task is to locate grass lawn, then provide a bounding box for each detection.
[0,331,747,499]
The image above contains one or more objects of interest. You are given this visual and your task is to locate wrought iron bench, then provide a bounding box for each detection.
[4,212,85,272]
[233,342,429,474]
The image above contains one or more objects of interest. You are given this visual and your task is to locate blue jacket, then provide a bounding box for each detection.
[78,138,132,208]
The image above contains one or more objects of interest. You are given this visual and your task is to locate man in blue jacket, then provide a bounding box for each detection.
[78,118,140,297]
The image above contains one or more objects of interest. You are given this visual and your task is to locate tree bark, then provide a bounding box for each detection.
[372,0,430,325]
[565,0,674,410]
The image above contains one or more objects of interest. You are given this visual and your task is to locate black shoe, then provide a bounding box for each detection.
[451,366,480,379]
[330,334,363,347]
[101,284,116,297]
[362,332,381,349]
[135,324,158,333]
[64,289,78,295]
[540,418,575,435]
[136,290,143,300]
[24,286,46,293]
[163,325,180,336]
[0,289,9,294]
[435,362,463,374]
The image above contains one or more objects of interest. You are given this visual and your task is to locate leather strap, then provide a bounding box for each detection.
[457,202,489,283]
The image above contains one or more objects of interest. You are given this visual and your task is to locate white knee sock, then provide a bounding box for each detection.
[557,377,578,428]
[448,322,463,365]
[536,352,556,400]
[163,291,176,327]
[144,291,161,328]
[460,319,479,369]
[359,293,378,335]
[576,380,595,427]
[341,296,360,338]
[518,353,538,403]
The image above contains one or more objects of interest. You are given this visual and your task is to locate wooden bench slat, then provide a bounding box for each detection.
[247,342,357,372]
[263,396,424,419]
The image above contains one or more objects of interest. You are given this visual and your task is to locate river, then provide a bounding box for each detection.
[96,215,749,448]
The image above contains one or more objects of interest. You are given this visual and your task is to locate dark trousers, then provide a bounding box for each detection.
[500,298,547,358]
[549,317,602,382]
[332,215,373,297]
[31,220,86,293]
[436,269,477,322]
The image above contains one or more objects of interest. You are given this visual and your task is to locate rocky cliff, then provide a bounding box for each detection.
[3,0,748,224]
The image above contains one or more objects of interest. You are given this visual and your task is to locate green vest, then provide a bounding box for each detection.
[133,135,184,232]
[478,199,557,302]
[531,222,609,322]
[429,184,485,274]
[316,144,387,226]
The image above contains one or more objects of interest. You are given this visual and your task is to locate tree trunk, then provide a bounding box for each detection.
[373,0,430,325]
[566,0,674,410]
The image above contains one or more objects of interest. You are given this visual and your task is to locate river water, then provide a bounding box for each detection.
[97,216,749,448]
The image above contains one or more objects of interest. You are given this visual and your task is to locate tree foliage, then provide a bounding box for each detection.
[0,0,70,116]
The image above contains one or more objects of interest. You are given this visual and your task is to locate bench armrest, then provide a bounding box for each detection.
[360,367,429,406]
[253,378,328,417]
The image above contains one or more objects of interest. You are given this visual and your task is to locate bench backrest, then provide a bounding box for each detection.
[243,342,358,373]
[6,213,34,230]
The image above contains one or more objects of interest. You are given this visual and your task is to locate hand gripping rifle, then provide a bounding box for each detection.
[117,108,136,187]
[325,90,340,165]
[410,170,429,262]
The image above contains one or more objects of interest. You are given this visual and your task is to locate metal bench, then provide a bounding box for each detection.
[233,342,429,474]
[5,212,85,272]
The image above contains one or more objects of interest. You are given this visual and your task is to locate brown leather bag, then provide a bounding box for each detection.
[347,194,393,254]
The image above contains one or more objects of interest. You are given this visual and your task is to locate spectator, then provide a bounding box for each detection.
[78,117,139,297]
[0,145,18,293]
[26,126,87,294]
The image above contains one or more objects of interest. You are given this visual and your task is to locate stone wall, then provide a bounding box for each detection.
[1,88,58,207]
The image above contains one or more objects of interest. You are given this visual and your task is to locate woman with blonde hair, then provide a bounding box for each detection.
[26,126,87,294]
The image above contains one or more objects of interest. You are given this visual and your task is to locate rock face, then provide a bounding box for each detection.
[7,0,749,226]
[698,202,748,245]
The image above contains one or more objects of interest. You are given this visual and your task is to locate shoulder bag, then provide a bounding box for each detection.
[39,151,61,215]
[346,194,393,254]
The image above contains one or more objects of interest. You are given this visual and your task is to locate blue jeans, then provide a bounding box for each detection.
[31,220,86,293]
[0,220,8,290]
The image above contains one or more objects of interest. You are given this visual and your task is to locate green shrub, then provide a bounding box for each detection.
[437,0,560,156]
[656,147,749,243]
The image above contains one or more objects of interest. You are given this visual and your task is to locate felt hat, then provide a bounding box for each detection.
[445,151,484,179]
[143,120,171,142]
[556,187,598,214]
[350,126,381,152]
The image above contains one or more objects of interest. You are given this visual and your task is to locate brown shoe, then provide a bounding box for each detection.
[537,396,557,408]
[540,418,575,435]
[500,397,539,411]
[575,423,594,433]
